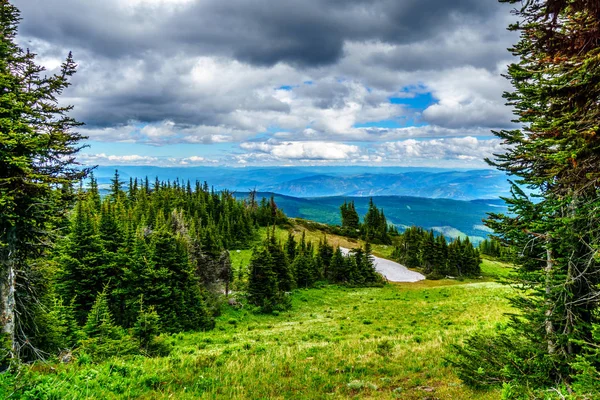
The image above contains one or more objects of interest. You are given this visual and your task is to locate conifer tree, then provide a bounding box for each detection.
[247,247,279,309]
[454,1,600,393]
[0,1,88,359]
[317,237,334,280]
[329,247,347,283]
[83,289,119,341]
[266,233,294,292]
[340,200,360,234]
[284,231,297,262]
[58,197,107,323]
[293,253,314,288]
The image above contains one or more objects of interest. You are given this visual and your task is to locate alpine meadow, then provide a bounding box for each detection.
[1,0,600,399]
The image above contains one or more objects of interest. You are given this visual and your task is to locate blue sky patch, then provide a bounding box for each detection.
[390,92,435,111]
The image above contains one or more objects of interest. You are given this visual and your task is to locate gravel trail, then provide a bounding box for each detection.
[340,247,426,282]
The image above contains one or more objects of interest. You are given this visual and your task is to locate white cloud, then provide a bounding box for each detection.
[79,153,218,166]
[377,137,505,164]
[234,137,504,167]
[240,141,360,160]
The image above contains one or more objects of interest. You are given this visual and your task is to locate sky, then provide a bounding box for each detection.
[14,0,518,168]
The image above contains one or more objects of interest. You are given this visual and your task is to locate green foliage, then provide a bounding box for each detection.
[339,198,392,244]
[340,200,360,236]
[450,328,554,389]
[0,0,88,360]
[254,195,287,227]
[454,0,600,394]
[247,247,280,311]
[79,290,138,360]
[392,227,481,277]
[571,321,600,397]
[479,238,511,261]
[133,305,160,349]
[132,304,171,356]
[362,198,392,244]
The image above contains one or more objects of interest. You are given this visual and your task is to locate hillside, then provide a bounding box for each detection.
[238,192,504,242]
[1,210,514,399]
[17,282,511,399]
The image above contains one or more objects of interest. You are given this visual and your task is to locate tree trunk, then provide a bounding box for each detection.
[545,239,556,355]
[0,234,17,360]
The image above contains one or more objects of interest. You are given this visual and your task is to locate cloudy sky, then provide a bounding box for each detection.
[15,0,517,168]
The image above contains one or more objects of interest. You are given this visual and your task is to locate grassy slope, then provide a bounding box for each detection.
[17,224,514,399]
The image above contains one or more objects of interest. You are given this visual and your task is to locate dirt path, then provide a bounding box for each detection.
[340,247,426,282]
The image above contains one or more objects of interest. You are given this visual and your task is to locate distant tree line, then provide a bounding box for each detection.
[339,198,397,244]
[478,238,511,261]
[247,230,385,312]
[392,227,481,278]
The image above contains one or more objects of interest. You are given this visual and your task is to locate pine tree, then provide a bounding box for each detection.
[267,234,294,292]
[284,231,297,262]
[421,231,436,273]
[318,237,334,280]
[454,0,600,392]
[0,1,88,360]
[83,288,119,341]
[58,197,107,323]
[133,303,161,351]
[293,253,314,288]
[329,247,347,283]
[247,247,279,310]
[340,200,360,234]
[360,242,379,284]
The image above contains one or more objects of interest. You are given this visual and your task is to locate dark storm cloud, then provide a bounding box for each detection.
[16,0,505,67]
[12,0,517,150]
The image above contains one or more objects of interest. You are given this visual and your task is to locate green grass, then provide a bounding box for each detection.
[12,281,512,399]
[8,223,515,399]
[480,257,514,280]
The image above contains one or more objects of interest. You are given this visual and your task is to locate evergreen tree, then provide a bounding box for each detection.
[360,242,379,284]
[147,228,213,332]
[421,230,436,274]
[293,253,314,289]
[340,200,360,234]
[284,231,297,262]
[247,247,279,310]
[362,198,391,244]
[133,303,161,351]
[266,234,294,292]
[0,1,88,359]
[317,237,334,280]
[83,289,119,341]
[329,247,347,283]
[453,1,600,393]
[58,197,107,323]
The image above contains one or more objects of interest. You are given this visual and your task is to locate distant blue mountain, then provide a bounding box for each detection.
[92,166,510,201]
[234,192,507,242]
[261,170,509,200]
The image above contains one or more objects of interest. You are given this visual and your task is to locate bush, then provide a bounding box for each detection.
[449,329,556,389]
[133,306,161,350]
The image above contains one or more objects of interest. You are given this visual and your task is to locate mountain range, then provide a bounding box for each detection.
[93,166,510,201]
[240,192,504,242]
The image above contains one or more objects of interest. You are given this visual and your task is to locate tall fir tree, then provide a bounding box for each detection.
[0,1,88,360]
[247,247,279,309]
[453,0,600,394]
